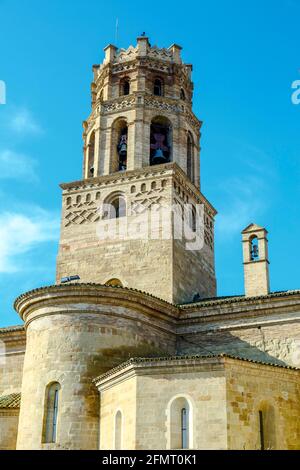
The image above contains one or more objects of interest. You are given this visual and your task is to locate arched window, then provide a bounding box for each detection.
[189,206,197,232]
[103,194,126,220]
[114,411,123,450]
[76,195,81,204]
[150,116,172,165]
[258,403,276,450]
[250,235,259,261]
[120,78,130,96]
[180,88,186,100]
[154,78,163,97]
[105,278,123,287]
[87,131,95,178]
[187,132,194,183]
[43,382,61,444]
[111,118,128,172]
[181,408,188,449]
[169,397,191,449]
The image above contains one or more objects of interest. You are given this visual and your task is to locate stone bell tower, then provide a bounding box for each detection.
[57,36,217,303]
[242,223,270,297]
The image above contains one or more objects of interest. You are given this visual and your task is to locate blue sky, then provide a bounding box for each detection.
[0,0,299,326]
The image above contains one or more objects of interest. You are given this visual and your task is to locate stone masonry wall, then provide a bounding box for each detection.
[15,286,176,449]
[225,360,300,450]
[0,329,25,396]
[99,376,137,450]
[178,295,300,367]
[0,411,19,450]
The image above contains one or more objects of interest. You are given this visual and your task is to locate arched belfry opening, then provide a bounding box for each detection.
[87,131,95,177]
[150,116,172,166]
[187,132,194,183]
[154,78,163,97]
[250,235,259,261]
[111,118,128,172]
[103,192,127,220]
[120,78,130,96]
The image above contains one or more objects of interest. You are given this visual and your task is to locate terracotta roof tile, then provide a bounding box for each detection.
[0,393,21,409]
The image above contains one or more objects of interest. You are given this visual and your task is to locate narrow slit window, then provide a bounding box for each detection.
[181,408,188,449]
[43,382,61,444]
[259,410,264,451]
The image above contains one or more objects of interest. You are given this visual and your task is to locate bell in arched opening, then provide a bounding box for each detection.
[117,128,128,171]
[150,117,171,166]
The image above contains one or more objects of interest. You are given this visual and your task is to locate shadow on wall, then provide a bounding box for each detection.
[177,331,288,367]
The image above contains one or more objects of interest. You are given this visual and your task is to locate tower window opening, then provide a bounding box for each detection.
[117,127,128,171]
[154,78,163,97]
[188,206,197,232]
[43,382,61,444]
[104,195,126,220]
[187,132,194,183]
[121,79,130,96]
[250,236,259,261]
[180,88,186,100]
[150,116,172,166]
[112,118,128,173]
[87,131,95,178]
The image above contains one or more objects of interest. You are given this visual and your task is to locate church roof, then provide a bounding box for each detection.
[94,353,300,384]
[0,325,24,335]
[0,393,21,409]
[179,289,300,308]
[13,283,300,313]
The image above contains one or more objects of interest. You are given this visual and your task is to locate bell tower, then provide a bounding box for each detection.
[57,37,217,303]
[82,36,200,186]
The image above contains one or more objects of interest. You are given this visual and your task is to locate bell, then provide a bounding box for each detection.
[119,143,127,157]
[251,245,259,260]
[152,148,168,165]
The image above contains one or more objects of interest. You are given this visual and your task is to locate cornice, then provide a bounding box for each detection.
[59,162,217,215]
[94,353,300,389]
[0,326,25,346]
[14,283,179,328]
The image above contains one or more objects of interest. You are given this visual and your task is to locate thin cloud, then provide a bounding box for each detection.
[216,175,267,238]
[215,144,277,239]
[0,208,60,273]
[0,149,38,181]
[9,108,42,135]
